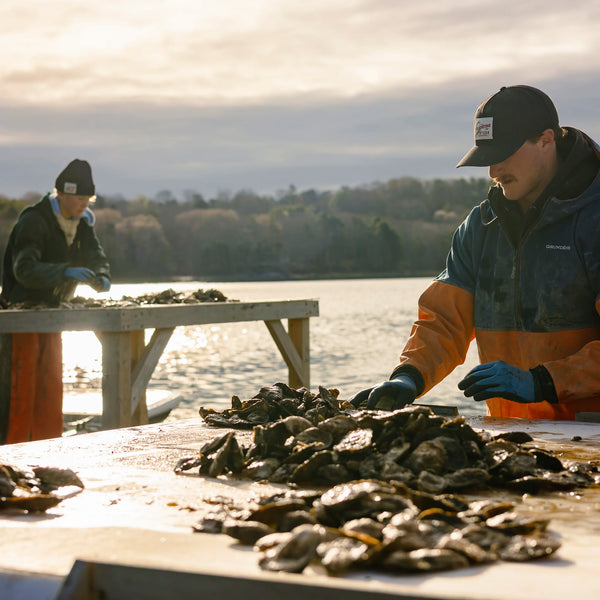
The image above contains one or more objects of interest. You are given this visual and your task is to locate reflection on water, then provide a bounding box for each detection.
[62,278,485,420]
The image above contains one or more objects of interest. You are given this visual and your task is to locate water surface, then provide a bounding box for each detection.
[62,278,485,420]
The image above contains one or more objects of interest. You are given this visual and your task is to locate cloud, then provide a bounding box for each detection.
[0,75,566,199]
[0,85,467,198]
[1,1,600,199]
[3,1,599,104]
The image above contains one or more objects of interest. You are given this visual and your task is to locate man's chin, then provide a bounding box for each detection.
[499,184,517,200]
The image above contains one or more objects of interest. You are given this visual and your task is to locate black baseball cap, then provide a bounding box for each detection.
[456,85,559,167]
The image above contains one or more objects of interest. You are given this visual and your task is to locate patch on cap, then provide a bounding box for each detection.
[475,117,493,140]
[64,182,77,194]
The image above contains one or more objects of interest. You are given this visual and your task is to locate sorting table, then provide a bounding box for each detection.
[0,299,319,429]
[0,416,599,600]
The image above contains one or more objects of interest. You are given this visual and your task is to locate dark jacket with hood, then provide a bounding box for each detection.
[1,193,110,305]
[391,127,600,419]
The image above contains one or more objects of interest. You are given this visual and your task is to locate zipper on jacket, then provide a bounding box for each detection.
[512,203,545,329]
[513,249,523,329]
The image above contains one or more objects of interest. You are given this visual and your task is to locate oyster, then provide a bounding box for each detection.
[258,525,323,573]
[381,548,470,573]
[317,536,373,573]
[32,467,84,491]
[222,519,276,545]
[498,534,561,561]
[0,463,83,513]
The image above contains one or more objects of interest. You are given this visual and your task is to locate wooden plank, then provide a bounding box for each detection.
[118,301,319,331]
[264,320,306,388]
[287,318,310,389]
[0,300,319,333]
[57,560,435,600]
[130,328,175,418]
[130,330,149,425]
[100,332,133,429]
[0,308,126,333]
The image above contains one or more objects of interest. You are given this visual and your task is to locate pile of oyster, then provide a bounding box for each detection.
[119,287,230,305]
[191,383,597,495]
[180,382,599,575]
[193,481,561,574]
[1,287,231,310]
[198,383,348,429]
[0,464,84,512]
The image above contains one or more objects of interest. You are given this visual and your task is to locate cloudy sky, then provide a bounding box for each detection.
[2,0,600,200]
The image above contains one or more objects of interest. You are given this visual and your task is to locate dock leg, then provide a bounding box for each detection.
[130,330,149,426]
[130,328,174,423]
[264,318,310,390]
[100,332,133,430]
[99,328,175,430]
[288,318,310,389]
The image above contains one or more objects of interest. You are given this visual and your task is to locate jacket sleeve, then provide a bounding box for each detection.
[391,210,479,395]
[393,281,475,396]
[543,318,600,403]
[12,213,68,289]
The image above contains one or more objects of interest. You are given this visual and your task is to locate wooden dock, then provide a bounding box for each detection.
[0,299,319,430]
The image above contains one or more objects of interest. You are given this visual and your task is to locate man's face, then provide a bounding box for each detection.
[488,130,557,209]
[57,192,93,219]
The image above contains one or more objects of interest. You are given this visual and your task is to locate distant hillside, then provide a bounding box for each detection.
[0,176,491,281]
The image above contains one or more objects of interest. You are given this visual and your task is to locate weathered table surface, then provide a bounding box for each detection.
[0,416,599,600]
[0,300,319,429]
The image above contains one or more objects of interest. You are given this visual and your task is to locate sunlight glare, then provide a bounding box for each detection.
[62,332,102,387]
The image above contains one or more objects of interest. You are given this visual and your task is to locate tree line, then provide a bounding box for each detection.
[0,177,491,281]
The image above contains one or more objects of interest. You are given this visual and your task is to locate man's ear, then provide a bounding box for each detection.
[539,128,556,148]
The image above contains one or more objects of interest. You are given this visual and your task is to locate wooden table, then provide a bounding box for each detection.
[0,300,319,429]
[0,417,599,600]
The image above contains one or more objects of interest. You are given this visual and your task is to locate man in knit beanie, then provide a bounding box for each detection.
[0,159,111,443]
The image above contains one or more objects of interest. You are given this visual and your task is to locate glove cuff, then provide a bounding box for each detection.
[389,365,425,397]
[530,365,558,404]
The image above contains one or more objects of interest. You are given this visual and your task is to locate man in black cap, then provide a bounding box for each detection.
[351,85,600,420]
[0,159,111,443]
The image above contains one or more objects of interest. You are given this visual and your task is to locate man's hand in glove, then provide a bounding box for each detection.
[458,360,537,404]
[64,267,95,282]
[90,275,111,292]
[349,375,417,411]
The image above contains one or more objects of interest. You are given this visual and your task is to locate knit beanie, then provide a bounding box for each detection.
[55,159,95,195]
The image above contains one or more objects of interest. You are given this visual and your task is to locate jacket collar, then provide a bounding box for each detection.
[48,192,95,226]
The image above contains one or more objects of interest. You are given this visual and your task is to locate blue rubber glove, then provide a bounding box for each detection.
[349,375,417,411]
[64,267,95,282]
[458,360,536,404]
[91,275,111,292]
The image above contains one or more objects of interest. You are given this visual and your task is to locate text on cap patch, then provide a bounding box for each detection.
[475,117,493,140]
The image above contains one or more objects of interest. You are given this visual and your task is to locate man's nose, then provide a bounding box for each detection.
[489,163,503,179]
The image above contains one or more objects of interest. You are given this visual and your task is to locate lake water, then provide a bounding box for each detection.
[62,278,486,420]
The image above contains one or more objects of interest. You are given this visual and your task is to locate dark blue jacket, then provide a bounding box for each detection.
[1,194,110,305]
[394,128,600,419]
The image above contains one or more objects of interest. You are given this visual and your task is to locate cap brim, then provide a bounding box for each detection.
[456,139,524,168]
